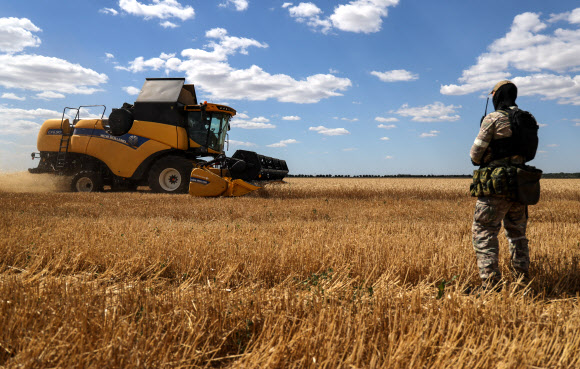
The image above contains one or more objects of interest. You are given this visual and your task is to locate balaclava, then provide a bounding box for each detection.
[492,82,518,111]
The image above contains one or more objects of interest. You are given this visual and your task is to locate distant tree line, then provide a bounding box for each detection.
[542,172,580,179]
[287,174,472,178]
[287,173,580,179]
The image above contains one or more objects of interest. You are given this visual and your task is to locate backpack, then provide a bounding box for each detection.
[509,108,539,161]
[490,108,539,162]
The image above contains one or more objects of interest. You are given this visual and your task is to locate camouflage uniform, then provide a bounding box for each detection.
[471,109,530,284]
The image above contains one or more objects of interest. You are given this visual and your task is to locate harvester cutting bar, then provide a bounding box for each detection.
[189,150,289,197]
[230,150,289,181]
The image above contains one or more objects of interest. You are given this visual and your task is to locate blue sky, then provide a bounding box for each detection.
[0,0,578,175]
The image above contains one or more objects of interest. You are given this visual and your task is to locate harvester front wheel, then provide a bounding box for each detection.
[148,156,192,194]
[71,171,103,192]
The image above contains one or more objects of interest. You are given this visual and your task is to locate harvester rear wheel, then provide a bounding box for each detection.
[148,156,192,194]
[71,171,103,192]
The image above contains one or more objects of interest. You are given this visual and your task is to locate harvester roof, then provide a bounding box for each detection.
[136,78,197,105]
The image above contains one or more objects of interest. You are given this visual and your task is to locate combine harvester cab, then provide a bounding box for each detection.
[29,78,288,196]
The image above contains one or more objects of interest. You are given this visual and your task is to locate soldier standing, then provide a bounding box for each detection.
[470,80,531,290]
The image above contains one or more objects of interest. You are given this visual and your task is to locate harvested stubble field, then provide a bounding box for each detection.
[1,173,580,368]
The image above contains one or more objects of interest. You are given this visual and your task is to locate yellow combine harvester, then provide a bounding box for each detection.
[29,78,288,196]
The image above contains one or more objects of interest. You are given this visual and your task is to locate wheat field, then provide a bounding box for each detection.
[1,173,579,368]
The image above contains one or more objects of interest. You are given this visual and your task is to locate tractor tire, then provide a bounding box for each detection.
[148,156,193,194]
[71,171,103,192]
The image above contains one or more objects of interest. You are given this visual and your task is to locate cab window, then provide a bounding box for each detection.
[187,111,209,147]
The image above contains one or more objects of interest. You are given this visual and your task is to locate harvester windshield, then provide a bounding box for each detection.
[187,111,230,153]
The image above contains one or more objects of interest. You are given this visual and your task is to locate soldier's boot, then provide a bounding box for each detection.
[481,276,502,292]
[464,276,502,295]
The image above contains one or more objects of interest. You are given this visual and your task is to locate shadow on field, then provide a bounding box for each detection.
[250,185,468,201]
[532,254,580,297]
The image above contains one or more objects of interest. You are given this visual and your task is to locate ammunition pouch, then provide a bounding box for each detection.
[470,165,542,205]
[515,166,542,205]
[470,166,518,199]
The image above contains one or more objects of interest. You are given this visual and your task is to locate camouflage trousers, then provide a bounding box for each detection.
[472,197,529,281]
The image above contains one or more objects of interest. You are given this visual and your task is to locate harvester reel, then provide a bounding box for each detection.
[148,156,193,194]
[71,171,103,192]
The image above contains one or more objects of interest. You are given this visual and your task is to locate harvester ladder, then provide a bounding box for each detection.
[55,105,107,171]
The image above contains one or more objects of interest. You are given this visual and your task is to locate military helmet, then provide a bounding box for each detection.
[490,80,514,95]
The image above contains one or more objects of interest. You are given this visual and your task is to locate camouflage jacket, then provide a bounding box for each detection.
[470,107,525,167]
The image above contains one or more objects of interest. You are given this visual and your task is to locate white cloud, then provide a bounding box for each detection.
[546,144,559,147]
[116,28,351,103]
[0,17,41,53]
[420,130,439,138]
[0,54,108,95]
[395,102,461,122]
[123,86,141,95]
[99,8,119,16]
[0,19,107,99]
[267,139,298,147]
[160,21,178,28]
[285,0,399,34]
[36,91,65,100]
[105,53,115,59]
[118,0,195,26]
[0,107,63,121]
[0,120,40,135]
[77,107,107,120]
[570,8,580,23]
[441,9,580,105]
[220,0,249,11]
[575,122,580,126]
[286,2,332,33]
[330,0,399,33]
[0,139,34,149]
[0,107,62,135]
[548,9,580,23]
[375,116,398,123]
[1,93,25,101]
[231,115,276,129]
[228,139,256,147]
[334,116,358,122]
[115,54,168,72]
[309,126,350,136]
[385,155,393,159]
[342,147,357,151]
[380,137,390,141]
[289,3,321,17]
[282,116,301,120]
[377,123,396,129]
[371,69,418,82]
